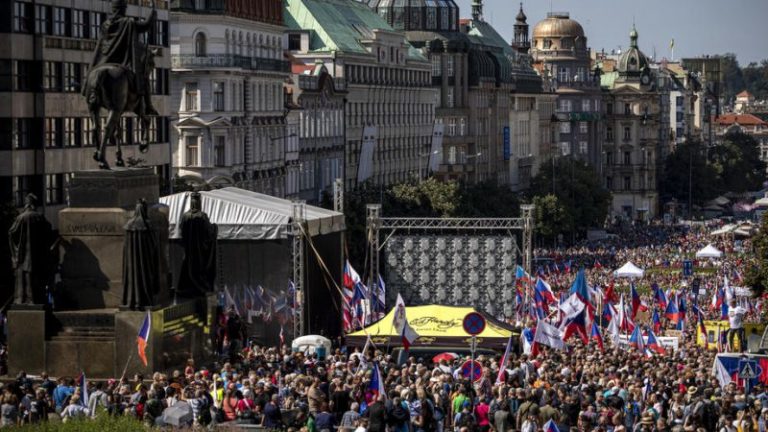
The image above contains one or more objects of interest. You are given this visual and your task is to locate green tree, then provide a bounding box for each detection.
[456,180,520,217]
[532,194,568,245]
[720,53,745,102]
[745,211,768,299]
[529,157,611,239]
[658,140,719,209]
[708,131,766,193]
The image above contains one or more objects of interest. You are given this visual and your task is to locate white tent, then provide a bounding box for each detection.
[696,244,723,258]
[613,261,645,278]
[160,187,345,240]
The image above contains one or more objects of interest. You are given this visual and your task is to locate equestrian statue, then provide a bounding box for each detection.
[82,0,158,169]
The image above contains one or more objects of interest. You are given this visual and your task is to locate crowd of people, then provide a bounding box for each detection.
[0,222,765,431]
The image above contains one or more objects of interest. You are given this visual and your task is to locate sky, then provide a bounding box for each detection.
[455,0,768,65]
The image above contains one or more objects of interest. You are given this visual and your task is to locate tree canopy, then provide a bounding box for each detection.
[528,157,611,240]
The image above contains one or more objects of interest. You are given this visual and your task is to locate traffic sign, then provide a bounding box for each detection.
[739,359,758,379]
[463,312,486,336]
[460,360,483,382]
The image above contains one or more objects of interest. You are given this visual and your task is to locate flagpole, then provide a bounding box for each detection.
[118,352,134,384]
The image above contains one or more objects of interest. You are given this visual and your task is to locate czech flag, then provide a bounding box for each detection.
[646,329,665,354]
[570,269,593,309]
[629,325,645,352]
[665,295,680,324]
[590,322,604,352]
[535,278,557,304]
[603,281,618,304]
[602,302,615,322]
[544,419,561,432]
[369,362,386,401]
[594,259,603,270]
[652,283,668,310]
[652,309,662,333]
[137,311,151,367]
[630,283,647,319]
[562,309,588,344]
[77,371,89,406]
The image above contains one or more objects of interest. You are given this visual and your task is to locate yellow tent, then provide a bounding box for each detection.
[346,305,517,349]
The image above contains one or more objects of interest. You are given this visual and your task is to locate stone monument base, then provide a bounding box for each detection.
[7,295,218,379]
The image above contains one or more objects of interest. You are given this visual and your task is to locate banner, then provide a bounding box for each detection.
[357,125,377,183]
[429,123,444,173]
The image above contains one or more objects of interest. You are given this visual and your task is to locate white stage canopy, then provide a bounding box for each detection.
[613,261,645,278]
[160,187,345,240]
[695,244,723,258]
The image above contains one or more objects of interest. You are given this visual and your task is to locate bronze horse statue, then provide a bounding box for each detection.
[83,50,156,169]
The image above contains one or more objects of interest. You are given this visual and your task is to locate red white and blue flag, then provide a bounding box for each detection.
[562,309,588,344]
[652,283,668,310]
[630,283,647,319]
[137,311,151,367]
[369,362,386,400]
[646,328,665,354]
[543,419,561,432]
[496,334,514,384]
[77,371,89,406]
[652,309,662,334]
[535,278,557,304]
[393,294,419,350]
[665,294,680,324]
[629,325,645,352]
[590,322,604,352]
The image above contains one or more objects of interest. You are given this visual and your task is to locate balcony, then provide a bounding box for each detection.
[171,54,290,73]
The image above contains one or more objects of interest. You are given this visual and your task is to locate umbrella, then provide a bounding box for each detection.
[433,352,459,363]
[161,401,193,427]
[613,261,644,278]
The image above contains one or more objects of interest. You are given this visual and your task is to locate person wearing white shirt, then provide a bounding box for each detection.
[727,300,747,352]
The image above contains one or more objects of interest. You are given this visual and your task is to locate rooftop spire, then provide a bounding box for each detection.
[471,0,483,21]
[630,24,638,48]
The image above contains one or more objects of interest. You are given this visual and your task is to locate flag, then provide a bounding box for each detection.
[678,294,687,321]
[559,293,586,320]
[342,261,362,332]
[77,371,89,406]
[544,419,561,432]
[602,302,616,322]
[393,294,419,349]
[714,356,732,388]
[594,259,602,270]
[693,304,708,349]
[521,327,534,355]
[137,311,151,367]
[496,334,514,384]
[562,309,588,344]
[224,286,240,316]
[373,274,386,317]
[288,280,297,309]
[279,325,285,346]
[515,265,531,284]
[630,283,647,319]
[569,269,592,308]
[533,287,548,319]
[669,38,674,50]
[652,309,662,334]
[618,294,635,333]
[369,362,386,400]
[535,278,556,304]
[607,313,620,346]
[629,325,645,352]
[603,281,618,304]
[665,295,680,324]
[646,329,665,354]
[652,283,668,310]
[590,322,604,352]
[531,319,565,356]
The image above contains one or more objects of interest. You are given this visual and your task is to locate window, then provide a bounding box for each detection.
[561,142,570,156]
[606,102,613,114]
[43,62,61,91]
[446,56,454,77]
[45,118,61,148]
[579,121,588,134]
[559,99,572,112]
[606,126,613,141]
[446,88,454,108]
[606,177,612,189]
[459,118,466,136]
[605,152,613,165]
[13,176,34,207]
[53,7,68,37]
[579,141,588,154]
[623,151,631,165]
[13,1,33,33]
[624,103,631,115]
[624,176,631,190]
[213,82,224,111]
[576,67,585,82]
[185,136,199,166]
[558,67,569,83]
[195,32,207,57]
[214,136,226,166]
[447,118,456,136]
[184,83,199,111]
[72,10,85,38]
[12,118,31,149]
[63,63,80,92]
[676,96,684,107]
[12,60,31,91]
[543,39,552,49]
[582,99,590,112]
[89,12,103,39]
[676,112,684,122]
[426,7,436,29]
[82,117,94,147]
[288,33,301,51]
[623,126,631,141]
[559,122,571,134]
[63,118,79,147]
[45,174,63,205]
[35,5,50,34]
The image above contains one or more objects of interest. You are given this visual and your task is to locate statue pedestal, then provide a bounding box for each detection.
[68,168,159,209]
[57,169,169,310]
[6,308,46,375]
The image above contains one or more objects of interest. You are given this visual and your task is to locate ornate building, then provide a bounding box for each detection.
[600,26,663,220]
[1,0,172,226]
[286,61,347,203]
[530,12,602,168]
[170,0,296,197]
[285,0,436,191]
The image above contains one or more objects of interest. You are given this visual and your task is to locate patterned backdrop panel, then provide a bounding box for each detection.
[384,235,517,319]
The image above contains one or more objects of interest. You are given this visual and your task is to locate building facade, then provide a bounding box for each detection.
[285,0,436,191]
[170,0,295,197]
[600,27,662,220]
[287,61,347,204]
[2,0,172,225]
[530,12,603,169]
[713,113,768,168]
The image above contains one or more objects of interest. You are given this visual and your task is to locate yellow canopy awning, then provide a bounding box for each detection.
[347,305,516,349]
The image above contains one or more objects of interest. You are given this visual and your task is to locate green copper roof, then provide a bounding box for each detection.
[285,0,424,60]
